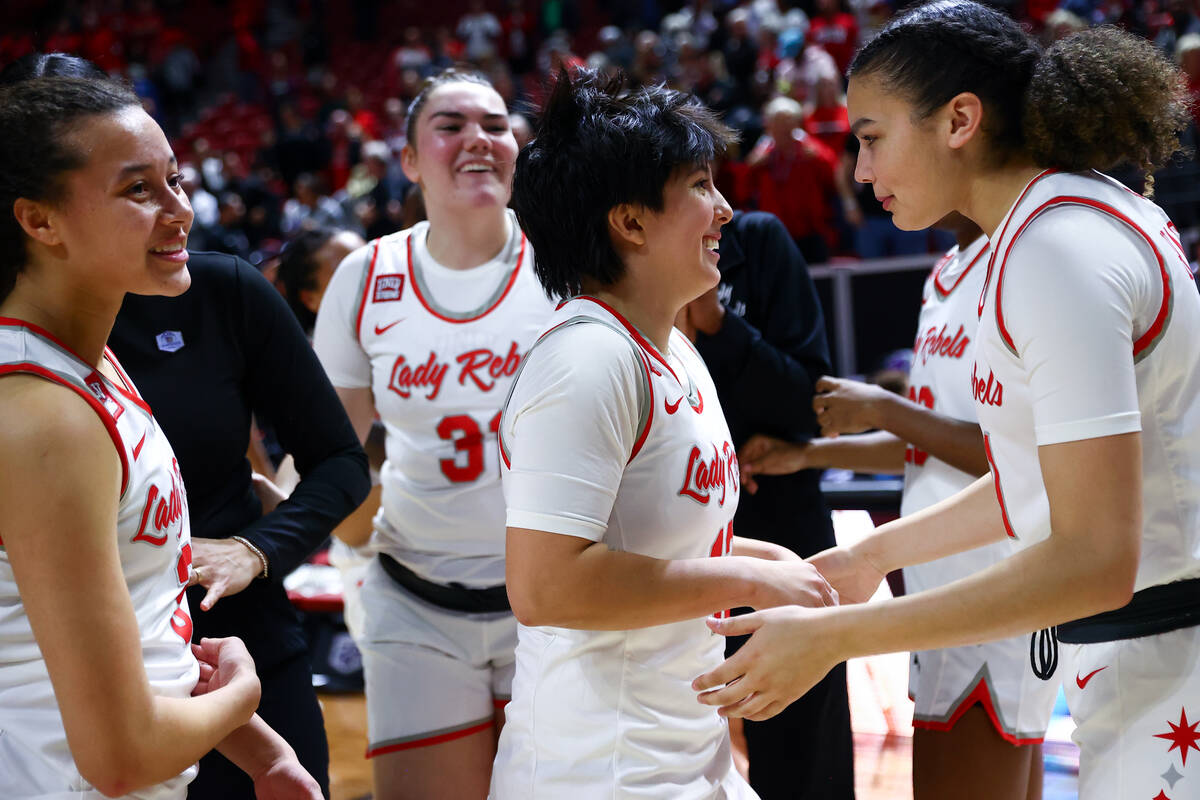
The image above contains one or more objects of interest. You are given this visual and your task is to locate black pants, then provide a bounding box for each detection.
[727,624,855,800]
[187,652,331,799]
[743,662,855,799]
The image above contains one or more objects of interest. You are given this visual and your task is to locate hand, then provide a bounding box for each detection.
[190,537,264,610]
[250,473,287,515]
[191,637,260,705]
[748,559,838,610]
[252,755,323,800]
[693,606,843,720]
[683,286,726,337]
[807,545,886,604]
[812,376,893,437]
[738,435,810,494]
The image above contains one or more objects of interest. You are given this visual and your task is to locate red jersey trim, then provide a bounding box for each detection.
[101,347,153,415]
[982,433,1016,540]
[993,195,1172,359]
[355,239,383,343]
[365,719,493,757]
[575,295,681,383]
[911,676,1044,746]
[407,232,527,324]
[979,169,1058,319]
[0,363,130,497]
[933,240,989,299]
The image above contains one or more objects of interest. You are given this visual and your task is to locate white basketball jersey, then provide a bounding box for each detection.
[0,319,198,799]
[314,211,555,587]
[974,169,1200,590]
[494,297,754,799]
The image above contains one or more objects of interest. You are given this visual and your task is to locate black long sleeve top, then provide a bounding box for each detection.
[694,211,836,555]
[109,251,370,670]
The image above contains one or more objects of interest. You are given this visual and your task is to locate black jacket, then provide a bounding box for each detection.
[695,211,835,554]
[109,251,370,670]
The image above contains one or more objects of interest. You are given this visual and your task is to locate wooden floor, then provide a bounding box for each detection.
[322,694,918,800]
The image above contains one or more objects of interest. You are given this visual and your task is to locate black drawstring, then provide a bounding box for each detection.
[1030,626,1058,680]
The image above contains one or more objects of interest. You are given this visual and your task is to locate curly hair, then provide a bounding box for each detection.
[850,0,1188,171]
[512,69,736,300]
[1025,26,1190,172]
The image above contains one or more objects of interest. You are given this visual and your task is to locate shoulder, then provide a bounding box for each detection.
[0,374,122,471]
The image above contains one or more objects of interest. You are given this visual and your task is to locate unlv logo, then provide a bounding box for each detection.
[373,274,405,302]
[678,441,739,507]
[132,458,185,546]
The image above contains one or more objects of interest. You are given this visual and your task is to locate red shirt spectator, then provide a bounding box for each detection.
[808,0,859,75]
[804,76,851,154]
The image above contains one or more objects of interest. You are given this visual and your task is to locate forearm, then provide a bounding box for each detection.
[832,526,1135,660]
[101,686,258,794]
[214,713,296,780]
[731,536,795,560]
[873,394,988,476]
[851,475,1007,573]
[508,530,763,630]
[803,431,906,474]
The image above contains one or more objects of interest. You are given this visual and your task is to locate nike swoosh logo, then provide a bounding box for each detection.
[132,432,146,461]
[374,319,404,335]
[664,396,683,415]
[1076,666,1108,689]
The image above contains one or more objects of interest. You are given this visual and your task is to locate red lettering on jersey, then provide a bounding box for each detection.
[131,458,185,546]
[456,341,523,392]
[678,442,739,507]
[970,363,1004,407]
[914,324,970,366]
[388,352,450,400]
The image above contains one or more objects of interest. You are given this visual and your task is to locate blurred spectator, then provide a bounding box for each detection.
[804,74,851,155]
[181,164,220,229]
[325,109,364,193]
[1179,32,1200,129]
[348,140,409,239]
[274,102,327,187]
[775,26,838,104]
[282,173,358,235]
[205,192,254,260]
[458,0,504,61]
[747,96,839,263]
[391,26,434,77]
[631,30,669,86]
[276,228,367,336]
[596,25,635,71]
[808,0,859,76]
[501,0,538,73]
[346,86,381,140]
[432,25,466,68]
[1045,8,1088,40]
[722,8,761,104]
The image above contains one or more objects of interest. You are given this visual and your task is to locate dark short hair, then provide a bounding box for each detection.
[512,69,736,300]
[0,52,107,85]
[405,67,497,150]
[850,0,1187,171]
[278,227,337,333]
[0,75,142,301]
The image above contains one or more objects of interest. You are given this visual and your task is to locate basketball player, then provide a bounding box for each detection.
[741,215,1061,799]
[490,70,837,799]
[313,69,555,799]
[0,75,319,798]
[693,5,1200,798]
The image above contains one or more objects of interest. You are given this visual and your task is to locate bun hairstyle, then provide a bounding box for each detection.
[850,0,1189,173]
[0,74,141,302]
[512,69,736,300]
[277,227,337,334]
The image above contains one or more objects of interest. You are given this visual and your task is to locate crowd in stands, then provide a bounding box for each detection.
[6,0,1200,269]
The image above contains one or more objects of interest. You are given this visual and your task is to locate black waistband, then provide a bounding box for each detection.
[1056,576,1200,644]
[378,553,511,614]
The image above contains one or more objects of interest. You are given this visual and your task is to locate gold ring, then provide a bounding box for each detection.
[193,566,204,585]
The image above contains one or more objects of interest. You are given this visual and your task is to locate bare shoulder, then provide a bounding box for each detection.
[0,374,122,513]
